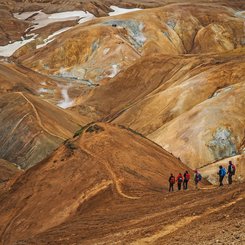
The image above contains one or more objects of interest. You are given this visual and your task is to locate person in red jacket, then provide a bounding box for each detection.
[168,173,175,192]
[176,173,183,191]
[183,170,191,190]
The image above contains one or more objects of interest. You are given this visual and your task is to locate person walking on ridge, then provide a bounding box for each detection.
[194,170,202,189]
[168,173,175,192]
[176,173,183,191]
[218,165,226,186]
[183,170,190,190]
[227,161,236,185]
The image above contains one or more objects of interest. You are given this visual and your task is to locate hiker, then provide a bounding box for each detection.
[183,170,191,190]
[176,173,183,191]
[168,173,175,192]
[194,170,202,189]
[227,161,236,185]
[218,165,226,186]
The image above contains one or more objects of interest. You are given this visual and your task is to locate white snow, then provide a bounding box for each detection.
[14,10,95,30]
[78,14,95,24]
[49,11,91,19]
[36,38,55,49]
[38,88,49,93]
[14,11,38,20]
[108,64,119,78]
[109,6,142,16]
[0,35,37,57]
[57,85,74,109]
[2,10,94,57]
[212,86,233,98]
[47,27,72,39]
[36,27,72,49]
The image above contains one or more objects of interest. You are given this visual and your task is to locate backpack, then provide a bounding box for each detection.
[185,173,190,180]
[231,164,236,175]
[170,176,175,184]
[196,173,202,182]
[178,176,183,183]
[221,168,226,177]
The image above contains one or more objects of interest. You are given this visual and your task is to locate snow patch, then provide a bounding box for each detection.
[14,10,94,30]
[0,35,37,57]
[36,27,72,49]
[38,88,49,93]
[212,86,233,98]
[78,12,95,24]
[36,38,55,49]
[109,6,142,16]
[57,85,74,109]
[14,11,38,20]
[108,64,119,78]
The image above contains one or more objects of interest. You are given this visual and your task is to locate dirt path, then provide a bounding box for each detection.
[131,194,244,244]
[81,135,140,200]
[16,92,66,140]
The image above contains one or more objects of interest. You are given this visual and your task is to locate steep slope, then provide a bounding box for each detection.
[13,4,244,83]
[79,50,245,172]
[0,92,87,169]
[0,60,93,108]
[0,4,29,45]
[200,154,245,184]
[148,81,245,168]
[0,159,20,183]
[0,60,56,95]
[0,122,191,245]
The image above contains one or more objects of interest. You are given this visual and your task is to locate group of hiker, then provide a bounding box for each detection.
[168,170,202,192]
[168,161,236,192]
[217,161,236,186]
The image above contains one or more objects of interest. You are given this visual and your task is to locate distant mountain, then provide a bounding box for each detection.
[12,4,245,84]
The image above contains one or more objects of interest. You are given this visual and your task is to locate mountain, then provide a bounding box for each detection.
[0,3,29,45]
[0,123,243,244]
[0,0,244,177]
[77,50,245,171]
[0,1,244,245]
[0,122,193,244]
[0,159,20,184]
[12,3,244,84]
[0,92,88,169]
[0,60,93,108]
[0,60,56,95]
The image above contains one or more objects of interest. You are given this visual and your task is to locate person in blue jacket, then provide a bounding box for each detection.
[218,165,226,186]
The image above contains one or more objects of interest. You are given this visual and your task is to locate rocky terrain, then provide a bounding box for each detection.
[0,159,20,184]
[0,92,88,168]
[0,0,244,244]
[0,123,244,245]
[12,4,245,83]
[0,122,192,244]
